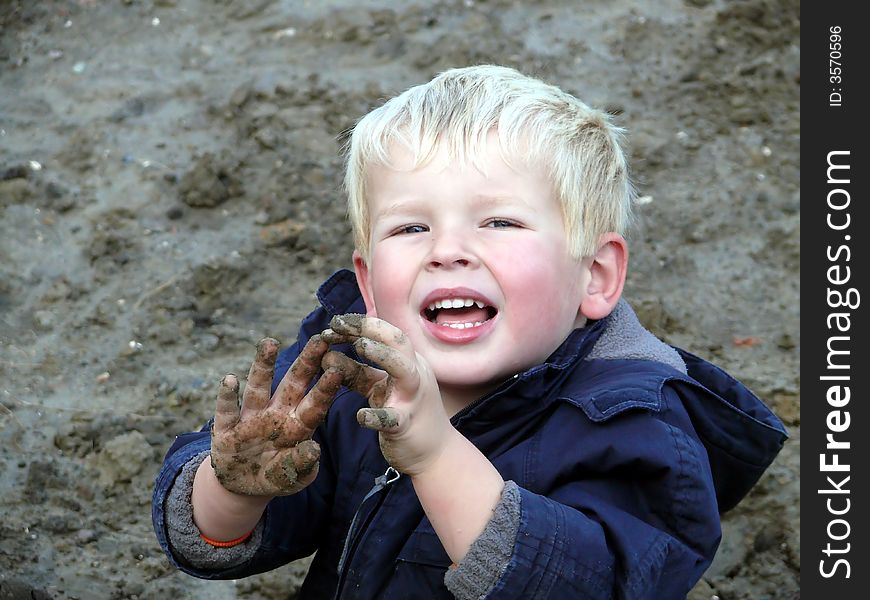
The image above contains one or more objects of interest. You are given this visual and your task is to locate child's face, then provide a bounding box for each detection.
[354,134,591,403]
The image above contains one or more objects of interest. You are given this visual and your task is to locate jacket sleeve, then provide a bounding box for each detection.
[164,451,263,570]
[151,299,340,579]
[476,391,721,599]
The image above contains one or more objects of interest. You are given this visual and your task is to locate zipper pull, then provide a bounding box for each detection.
[368,466,401,497]
[335,467,402,582]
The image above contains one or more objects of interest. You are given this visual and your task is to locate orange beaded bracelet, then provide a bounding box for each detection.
[199,530,253,548]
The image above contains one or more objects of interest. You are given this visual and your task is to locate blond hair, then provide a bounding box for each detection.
[343,65,633,261]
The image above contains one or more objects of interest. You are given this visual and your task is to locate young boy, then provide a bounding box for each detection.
[152,66,787,599]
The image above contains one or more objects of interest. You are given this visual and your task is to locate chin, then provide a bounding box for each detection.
[431,365,506,391]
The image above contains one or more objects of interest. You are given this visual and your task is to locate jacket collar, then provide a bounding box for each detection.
[587,299,687,374]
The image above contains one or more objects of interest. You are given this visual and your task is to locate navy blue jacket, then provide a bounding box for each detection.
[153,269,787,599]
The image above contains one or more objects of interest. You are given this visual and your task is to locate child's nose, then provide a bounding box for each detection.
[428,256,470,268]
[426,232,478,270]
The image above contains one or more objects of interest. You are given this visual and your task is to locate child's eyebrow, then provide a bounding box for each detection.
[374,194,529,220]
[375,199,428,219]
[470,194,528,208]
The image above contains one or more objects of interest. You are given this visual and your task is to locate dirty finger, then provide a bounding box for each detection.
[296,367,344,430]
[322,350,388,397]
[352,337,419,387]
[241,337,280,414]
[330,314,414,358]
[319,328,357,346]
[264,439,321,494]
[357,407,403,432]
[213,373,241,433]
[273,334,328,409]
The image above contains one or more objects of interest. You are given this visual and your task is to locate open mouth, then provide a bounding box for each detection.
[422,297,498,329]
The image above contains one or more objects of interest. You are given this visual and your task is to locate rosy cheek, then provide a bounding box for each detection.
[504,261,573,322]
[372,280,409,324]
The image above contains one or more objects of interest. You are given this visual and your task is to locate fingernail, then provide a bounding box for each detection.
[331,313,364,333]
[221,374,239,390]
[295,440,320,476]
[357,410,373,428]
[358,408,398,430]
[257,337,279,357]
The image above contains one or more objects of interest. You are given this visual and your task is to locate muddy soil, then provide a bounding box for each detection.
[0,0,799,598]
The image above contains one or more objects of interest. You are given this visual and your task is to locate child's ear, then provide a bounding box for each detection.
[579,233,628,320]
[352,250,378,317]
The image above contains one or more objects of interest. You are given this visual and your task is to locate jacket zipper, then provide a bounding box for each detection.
[333,466,401,599]
[331,373,522,598]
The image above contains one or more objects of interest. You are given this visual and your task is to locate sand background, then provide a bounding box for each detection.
[0,0,799,597]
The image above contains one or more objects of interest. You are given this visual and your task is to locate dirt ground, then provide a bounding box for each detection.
[0,0,799,598]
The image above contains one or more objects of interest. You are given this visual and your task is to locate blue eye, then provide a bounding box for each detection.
[397,224,428,235]
[485,219,516,228]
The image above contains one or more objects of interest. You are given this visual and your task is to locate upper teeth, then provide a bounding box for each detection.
[427,298,485,311]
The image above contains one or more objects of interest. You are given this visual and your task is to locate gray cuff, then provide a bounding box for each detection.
[444,480,521,600]
[165,451,264,570]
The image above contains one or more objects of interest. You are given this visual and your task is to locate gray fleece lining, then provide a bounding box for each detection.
[444,480,521,600]
[586,298,687,374]
[165,451,264,570]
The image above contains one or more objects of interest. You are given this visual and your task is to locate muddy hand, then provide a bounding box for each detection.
[210,335,343,497]
[322,314,451,476]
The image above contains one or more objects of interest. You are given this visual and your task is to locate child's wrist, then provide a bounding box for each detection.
[195,456,274,507]
[192,456,272,540]
[407,428,467,480]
